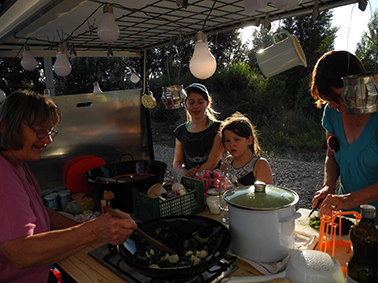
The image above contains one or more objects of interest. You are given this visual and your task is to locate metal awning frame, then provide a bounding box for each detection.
[0,0,361,58]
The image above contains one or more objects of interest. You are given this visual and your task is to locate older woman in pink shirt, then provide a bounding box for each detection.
[0,90,137,283]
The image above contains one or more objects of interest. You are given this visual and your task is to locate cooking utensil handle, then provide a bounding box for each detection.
[279,211,301,223]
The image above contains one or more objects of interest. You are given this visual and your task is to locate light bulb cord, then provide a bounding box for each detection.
[142,49,147,94]
[117,57,140,82]
[202,0,218,30]
[166,55,171,86]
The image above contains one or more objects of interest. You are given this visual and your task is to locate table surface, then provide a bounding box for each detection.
[57,210,264,283]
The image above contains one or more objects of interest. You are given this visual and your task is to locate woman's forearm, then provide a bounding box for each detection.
[0,212,136,269]
[323,151,339,192]
[348,181,378,208]
[47,207,79,230]
[0,222,97,269]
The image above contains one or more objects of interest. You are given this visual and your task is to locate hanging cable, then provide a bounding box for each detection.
[142,49,147,94]
[202,0,218,30]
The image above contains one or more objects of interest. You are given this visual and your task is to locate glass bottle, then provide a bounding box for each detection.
[347,204,378,283]
[219,159,238,225]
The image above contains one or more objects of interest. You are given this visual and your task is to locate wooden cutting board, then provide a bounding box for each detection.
[295,208,321,237]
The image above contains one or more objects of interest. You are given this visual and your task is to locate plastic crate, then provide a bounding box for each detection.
[132,176,205,221]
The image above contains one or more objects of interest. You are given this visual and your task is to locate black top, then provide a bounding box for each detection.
[228,155,260,186]
[174,121,221,170]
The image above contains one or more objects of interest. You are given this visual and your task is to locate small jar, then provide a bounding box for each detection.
[206,188,220,214]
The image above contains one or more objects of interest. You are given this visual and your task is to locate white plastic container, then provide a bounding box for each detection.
[206,188,220,214]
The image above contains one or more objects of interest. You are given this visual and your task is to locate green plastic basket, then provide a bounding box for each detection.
[132,176,205,221]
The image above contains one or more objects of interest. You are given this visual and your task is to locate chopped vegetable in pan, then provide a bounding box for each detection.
[132,229,218,269]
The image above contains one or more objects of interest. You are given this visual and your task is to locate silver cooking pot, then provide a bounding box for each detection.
[224,181,301,263]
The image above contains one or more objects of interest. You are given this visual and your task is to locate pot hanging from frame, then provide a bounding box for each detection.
[140,50,157,109]
[161,45,187,110]
[342,73,378,114]
[161,85,187,110]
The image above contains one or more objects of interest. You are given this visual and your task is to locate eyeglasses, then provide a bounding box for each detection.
[24,123,58,140]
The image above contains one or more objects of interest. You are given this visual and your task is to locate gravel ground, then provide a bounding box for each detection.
[153,142,326,210]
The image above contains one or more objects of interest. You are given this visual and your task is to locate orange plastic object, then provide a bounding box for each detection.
[62,155,96,188]
[317,210,361,276]
[66,157,106,197]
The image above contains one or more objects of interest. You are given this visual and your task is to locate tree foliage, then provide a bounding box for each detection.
[54,57,135,95]
[356,10,378,73]
[0,57,46,93]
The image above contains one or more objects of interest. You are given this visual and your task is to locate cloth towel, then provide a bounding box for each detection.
[227,233,318,275]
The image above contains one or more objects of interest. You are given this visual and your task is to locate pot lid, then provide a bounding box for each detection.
[224,181,298,210]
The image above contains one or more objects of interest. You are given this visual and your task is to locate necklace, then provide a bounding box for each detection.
[245,152,255,166]
[233,152,255,169]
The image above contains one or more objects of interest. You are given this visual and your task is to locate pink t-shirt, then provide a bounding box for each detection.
[0,155,50,283]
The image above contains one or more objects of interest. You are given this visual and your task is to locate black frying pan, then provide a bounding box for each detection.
[118,215,231,280]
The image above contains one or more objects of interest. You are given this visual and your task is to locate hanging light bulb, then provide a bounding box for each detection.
[93,82,103,93]
[21,45,37,71]
[53,46,72,77]
[130,72,140,83]
[189,31,217,80]
[98,4,119,44]
[43,89,50,97]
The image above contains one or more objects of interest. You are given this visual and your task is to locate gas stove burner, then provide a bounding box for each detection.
[88,244,238,283]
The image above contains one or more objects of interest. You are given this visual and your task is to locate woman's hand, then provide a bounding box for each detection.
[318,193,353,217]
[312,185,335,212]
[185,165,200,178]
[90,210,137,246]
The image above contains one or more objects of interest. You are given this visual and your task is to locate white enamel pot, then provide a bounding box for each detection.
[224,181,301,263]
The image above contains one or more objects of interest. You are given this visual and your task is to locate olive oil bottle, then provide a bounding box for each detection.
[347,204,378,283]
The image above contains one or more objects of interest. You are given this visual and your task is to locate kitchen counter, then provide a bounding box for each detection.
[57,210,264,283]
[57,207,351,282]
[57,208,351,282]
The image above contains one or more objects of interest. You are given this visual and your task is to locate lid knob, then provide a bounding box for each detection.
[254,181,266,193]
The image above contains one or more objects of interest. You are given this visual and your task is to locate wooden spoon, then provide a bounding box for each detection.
[106,208,176,254]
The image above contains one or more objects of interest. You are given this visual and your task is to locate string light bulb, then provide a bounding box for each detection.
[189,31,217,80]
[53,46,72,77]
[21,45,37,71]
[93,82,103,93]
[43,89,50,97]
[98,4,119,44]
[130,72,140,83]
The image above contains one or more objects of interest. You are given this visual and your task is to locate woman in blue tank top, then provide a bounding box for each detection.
[310,51,378,222]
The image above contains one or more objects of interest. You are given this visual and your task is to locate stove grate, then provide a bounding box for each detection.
[88,244,238,283]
